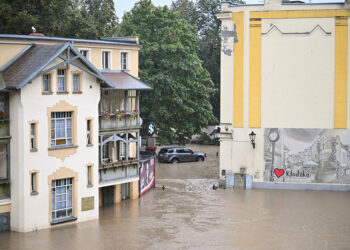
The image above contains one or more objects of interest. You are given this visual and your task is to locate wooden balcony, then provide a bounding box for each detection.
[100,159,140,169]
[99,113,141,132]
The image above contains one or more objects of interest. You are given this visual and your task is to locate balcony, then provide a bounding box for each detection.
[99,89,140,131]
[99,112,141,131]
[99,164,139,187]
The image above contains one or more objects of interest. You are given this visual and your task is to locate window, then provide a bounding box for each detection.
[51,112,72,146]
[121,52,128,70]
[73,74,80,93]
[102,51,110,69]
[57,69,66,92]
[87,119,92,145]
[31,172,38,195]
[127,90,137,112]
[51,178,73,221]
[102,143,110,162]
[43,74,51,93]
[30,123,37,151]
[0,143,9,200]
[87,165,92,187]
[183,149,193,154]
[80,50,88,58]
[119,141,126,160]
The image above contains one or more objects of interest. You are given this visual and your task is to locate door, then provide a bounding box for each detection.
[234,174,246,188]
[178,148,192,162]
[102,186,115,206]
[121,183,130,200]
[0,212,10,232]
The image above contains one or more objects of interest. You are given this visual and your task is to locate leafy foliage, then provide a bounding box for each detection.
[118,0,217,145]
[195,132,219,145]
[0,0,118,39]
[171,0,221,122]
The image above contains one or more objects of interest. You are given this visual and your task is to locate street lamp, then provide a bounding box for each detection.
[249,131,256,149]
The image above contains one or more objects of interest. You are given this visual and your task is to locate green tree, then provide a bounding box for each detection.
[118,0,217,144]
[172,0,221,123]
[78,0,118,39]
[0,0,118,39]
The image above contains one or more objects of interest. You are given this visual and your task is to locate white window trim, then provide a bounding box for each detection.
[79,48,91,61]
[51,112,73,147]
[43,74,51,92]
[51,178,73,221]
[101,50,112,70]
[120,51,130,71]
[57,69,66,92]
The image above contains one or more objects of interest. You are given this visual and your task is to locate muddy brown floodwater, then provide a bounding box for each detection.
[1,145,350,250]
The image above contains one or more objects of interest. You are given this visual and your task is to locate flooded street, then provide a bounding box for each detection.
[1,145,350,249]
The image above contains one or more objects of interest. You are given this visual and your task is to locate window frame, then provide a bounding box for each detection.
[57,69,68,93]
[29,121,38,152]
[42,73,52,94]
[50,112,73,147]
[30,170,39,195]
[127,90,137,112]
[79,48,90,60]
[51,178,73,222]
[86,118,93,146]
[120,51,129,71]
[72,72,82,93]
[102,50,112,69]
[86,164,93,188]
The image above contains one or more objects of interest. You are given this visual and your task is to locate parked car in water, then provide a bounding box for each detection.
[158,147,206,163]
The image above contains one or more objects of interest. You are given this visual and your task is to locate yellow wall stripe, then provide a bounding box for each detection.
[250,9,350,19]
[249,19,262,128]
[334,16,348,128]
[232,12,244,127]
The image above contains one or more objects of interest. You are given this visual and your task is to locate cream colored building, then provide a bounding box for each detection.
[217,1,350,189]
[0,34,150,232]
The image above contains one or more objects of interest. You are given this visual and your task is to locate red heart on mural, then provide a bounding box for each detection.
[274,168,285,178]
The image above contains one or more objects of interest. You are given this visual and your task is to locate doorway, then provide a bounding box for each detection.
[234,173,246,188]
[0,212,10,232]
[102,186,115,206]
[121,183,130,200]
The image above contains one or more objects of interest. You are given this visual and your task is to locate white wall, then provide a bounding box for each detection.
[261,18,335,128]
[10,59,100,232]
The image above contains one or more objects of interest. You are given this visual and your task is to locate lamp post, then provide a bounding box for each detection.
[249,131,256,149]
[268,129,280,181]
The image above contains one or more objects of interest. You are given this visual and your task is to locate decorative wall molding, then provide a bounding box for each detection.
[262,24,332,36]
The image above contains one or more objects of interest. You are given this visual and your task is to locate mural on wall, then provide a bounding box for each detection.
[264,128,350,184]
[140,157,155,196]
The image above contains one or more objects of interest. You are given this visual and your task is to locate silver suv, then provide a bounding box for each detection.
[158,147,206,163]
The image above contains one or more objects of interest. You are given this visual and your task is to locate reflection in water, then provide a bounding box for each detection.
[1,179,350,249]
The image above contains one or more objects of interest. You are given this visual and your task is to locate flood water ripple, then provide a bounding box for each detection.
[1,178,350,250]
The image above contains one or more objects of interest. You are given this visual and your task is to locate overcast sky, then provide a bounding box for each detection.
[114,0,344,20]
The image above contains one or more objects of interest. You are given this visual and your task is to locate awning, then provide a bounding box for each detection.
[102,71,152,90]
